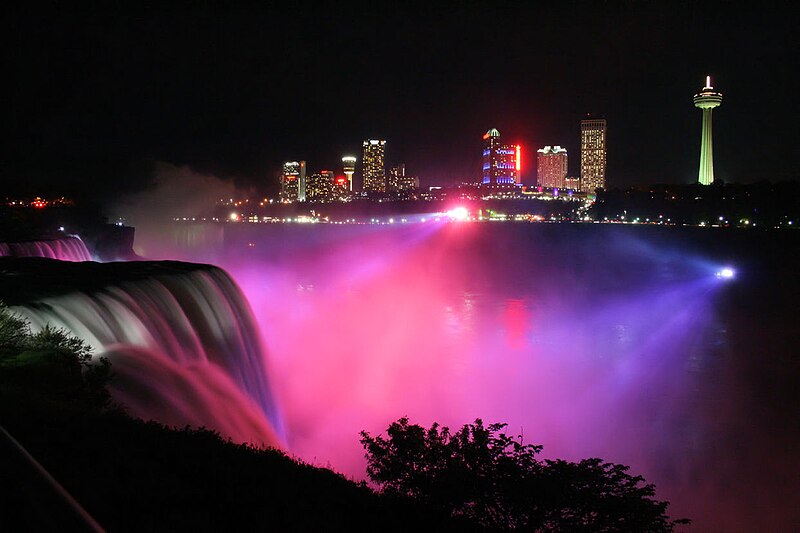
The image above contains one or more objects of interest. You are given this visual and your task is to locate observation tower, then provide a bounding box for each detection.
[342,156,356,191]
[693,75,723,185]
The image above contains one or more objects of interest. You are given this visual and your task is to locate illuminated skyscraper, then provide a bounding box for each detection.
[388,163,419,197]
[694,75,723,185]
[388,164,405,192]
[332,174,350,201]
[362,140,386,194]
[580,117,607,192]
[342,156,356,191]
[536,146,568,189]
[306,170,335,202]
[280,161,306,202]
[399,174,420,192]
[481,128,520,187]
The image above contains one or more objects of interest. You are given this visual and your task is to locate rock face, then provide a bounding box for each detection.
[1,257,283,448]
[83,224,137,261]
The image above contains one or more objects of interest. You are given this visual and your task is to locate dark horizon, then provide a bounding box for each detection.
[3,2,797,201]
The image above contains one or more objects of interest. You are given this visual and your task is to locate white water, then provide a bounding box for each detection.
[12,266,283,448]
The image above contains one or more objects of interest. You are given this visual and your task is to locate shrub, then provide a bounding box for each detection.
[0,304,113,410]
[361,418,689,531]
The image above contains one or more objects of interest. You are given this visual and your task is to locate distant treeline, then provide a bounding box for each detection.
[590,181,800,227]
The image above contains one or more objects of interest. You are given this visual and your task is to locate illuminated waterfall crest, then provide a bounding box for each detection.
[0,236,93,262]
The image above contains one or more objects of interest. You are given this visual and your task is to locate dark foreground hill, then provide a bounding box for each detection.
[0,346,468,533]
[1,405,466,532]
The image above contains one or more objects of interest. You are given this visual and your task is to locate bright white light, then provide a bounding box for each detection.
[447,207,469,221]
[716,267,735,280]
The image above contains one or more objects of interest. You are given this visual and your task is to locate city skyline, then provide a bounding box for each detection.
[3,2,797,201]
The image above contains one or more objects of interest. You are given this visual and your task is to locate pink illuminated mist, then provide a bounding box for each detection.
[103,208,799,531]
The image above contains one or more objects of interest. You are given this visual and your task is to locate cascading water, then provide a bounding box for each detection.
[0,236,93,262]
[7,259,283,448]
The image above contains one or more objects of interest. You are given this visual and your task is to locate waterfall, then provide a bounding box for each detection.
[10,263,283,448]
[0,236,93,262]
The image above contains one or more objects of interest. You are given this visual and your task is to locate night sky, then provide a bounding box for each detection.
[3,1,797,200]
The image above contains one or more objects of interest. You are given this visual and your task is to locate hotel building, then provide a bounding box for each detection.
[580,117,607,192]
[536,146,568,189]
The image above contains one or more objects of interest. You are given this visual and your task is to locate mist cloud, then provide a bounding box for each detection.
[111,162,240,258]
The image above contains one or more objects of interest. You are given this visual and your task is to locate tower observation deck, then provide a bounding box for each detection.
[693,75,723,185]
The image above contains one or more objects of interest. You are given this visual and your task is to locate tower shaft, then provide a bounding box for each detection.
[698,108,715,185]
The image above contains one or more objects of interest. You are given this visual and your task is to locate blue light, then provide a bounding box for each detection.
[715,267,735,280]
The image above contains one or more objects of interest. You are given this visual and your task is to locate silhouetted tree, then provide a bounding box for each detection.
[0,304,113,409]
[0,302,30,356]
[361,418,689,531]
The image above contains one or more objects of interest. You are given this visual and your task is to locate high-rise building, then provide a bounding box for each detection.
[580,117,607,192]
[399,174,420,192]
[342,156,356,191]
[281,161,306,202]
[388,164,405,192]
[332,174,350,201]
[388,163,419,197]
[481,128,519,188]
[362,140,386,194]
[694,75,723,186]
[536,146,568,189]
[305,170,335,202]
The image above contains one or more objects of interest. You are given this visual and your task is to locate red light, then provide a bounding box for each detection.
[516,145,521,172]
[482,133,490,140]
